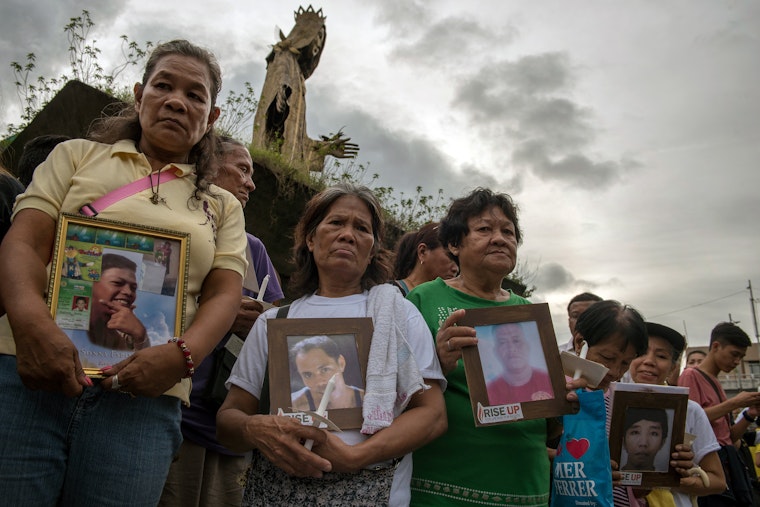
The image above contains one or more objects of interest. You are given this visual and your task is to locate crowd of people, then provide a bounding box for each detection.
[0,38,758,507]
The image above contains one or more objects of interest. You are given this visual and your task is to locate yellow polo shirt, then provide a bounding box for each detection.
[0,139,247,403]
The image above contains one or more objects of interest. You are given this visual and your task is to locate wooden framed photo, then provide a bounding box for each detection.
[609,383,689,488]
[459,303,578,426]
[267,317,373,430]
[47,213,190,376]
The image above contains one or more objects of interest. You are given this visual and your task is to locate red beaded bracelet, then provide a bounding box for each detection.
[168,337,195,378]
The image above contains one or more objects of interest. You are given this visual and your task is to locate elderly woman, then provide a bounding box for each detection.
[392,222,459,296]
[0,40,246,506]
[407,187,586,506]
[217,183,447,506]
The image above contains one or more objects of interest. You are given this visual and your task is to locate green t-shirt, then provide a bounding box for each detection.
[408,278,549,507]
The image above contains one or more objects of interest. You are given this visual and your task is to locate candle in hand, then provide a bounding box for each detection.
[573,341,589,380]
[304,373,338,450]
[255,274,270,302]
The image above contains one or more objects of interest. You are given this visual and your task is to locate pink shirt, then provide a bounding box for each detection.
[486,369,554,405]
[678,367,731,445]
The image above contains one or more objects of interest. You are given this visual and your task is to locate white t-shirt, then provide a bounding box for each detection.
[672,399,721,507]
[227,291,445,507]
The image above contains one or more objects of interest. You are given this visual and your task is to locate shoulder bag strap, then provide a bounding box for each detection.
[79,171,179,217]
[695,367,732,427]
[259,304,290,414]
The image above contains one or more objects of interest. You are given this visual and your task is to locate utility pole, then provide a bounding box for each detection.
[749,280,760,346]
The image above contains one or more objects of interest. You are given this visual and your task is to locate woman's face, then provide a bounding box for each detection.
[420,245,458,281]
[624,419,665,470]
[579,332,638,390]
[307,195,375,289]
[450,206,517,279]
[629,336,676,385]
[91,267,137,322]
[295,348,346,395]
[134,54,219,161]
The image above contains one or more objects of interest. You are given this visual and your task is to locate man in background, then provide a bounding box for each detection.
[560,292,602,352]
[160,137,284,507]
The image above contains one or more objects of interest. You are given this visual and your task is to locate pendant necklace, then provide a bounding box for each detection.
[149,170,168,207]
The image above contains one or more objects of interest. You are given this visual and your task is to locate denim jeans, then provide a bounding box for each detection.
[0,355,182,506]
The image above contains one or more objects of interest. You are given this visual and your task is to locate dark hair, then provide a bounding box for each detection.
[289,183,392,297]
[393,222,445,279]
[645,322,686,364]
[17,135,71,187]
[89,40,222,197]
[74,296,87,304]
[567,292,603,313]
[101,253,137,273]
[710,322,752,348]
[439,188,522,251]
[624,407,668,440]
[575,300,648,356]
[289,335,341,363]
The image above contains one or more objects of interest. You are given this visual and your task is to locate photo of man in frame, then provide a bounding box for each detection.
[288,334,365,411]
[620,407,672,472]
[480,321,554,405]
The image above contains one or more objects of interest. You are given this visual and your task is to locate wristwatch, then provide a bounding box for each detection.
[742,409,758,424]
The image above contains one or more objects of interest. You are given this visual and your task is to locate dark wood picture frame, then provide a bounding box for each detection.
[459,303,578,427]
[267,317,373,430]
[609,383,689,489]
[47,213,190,377]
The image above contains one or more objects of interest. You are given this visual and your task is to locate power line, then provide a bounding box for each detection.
[649,290,746,318]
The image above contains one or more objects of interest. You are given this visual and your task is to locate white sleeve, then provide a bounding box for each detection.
[226,308,274,399]
[402,299,446,390]
[688,400,721,465]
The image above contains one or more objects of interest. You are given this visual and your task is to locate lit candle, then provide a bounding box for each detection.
[304,373,337,450]
[256,274,270,302]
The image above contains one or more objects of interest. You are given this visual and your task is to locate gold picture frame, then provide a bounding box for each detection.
[267,317,373,430]
[460,303,579,426]
[47,213,190,376]
[609,383,689,489]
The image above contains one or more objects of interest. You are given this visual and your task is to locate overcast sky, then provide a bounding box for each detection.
[2,0,758,348]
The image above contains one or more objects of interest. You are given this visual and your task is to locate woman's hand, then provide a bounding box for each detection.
[670,443,695,475]
[217,386,333,478]
[101,343,187,397]
[230,298,264,338]
[436,309,477,374]
[1,209,92,396]
[610,459,623,485]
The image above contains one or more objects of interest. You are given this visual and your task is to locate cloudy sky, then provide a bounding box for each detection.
[2,0,758,348]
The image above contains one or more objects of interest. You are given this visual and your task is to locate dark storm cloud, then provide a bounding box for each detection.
[307,85,500,201]
[452,52,640,188]
[534,262,608,293]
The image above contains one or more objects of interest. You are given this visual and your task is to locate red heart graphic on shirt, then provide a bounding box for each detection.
[565,438,590,459]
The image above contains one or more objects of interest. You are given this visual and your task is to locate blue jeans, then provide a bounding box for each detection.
[0,355,182,506]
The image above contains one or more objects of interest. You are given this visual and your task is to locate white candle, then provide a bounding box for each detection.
[574,341,589,380]
[304,373,338,450]
[255,274,270,302]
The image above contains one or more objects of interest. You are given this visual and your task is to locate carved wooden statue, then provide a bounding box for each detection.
[252,5,358,173]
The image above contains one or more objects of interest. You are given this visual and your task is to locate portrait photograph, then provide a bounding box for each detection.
[47,213,189,376]
[460,303,578,427]
[268,317,373,430]
[287,334,365,412]
[608,383,688,488]
[478,321,554,405]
